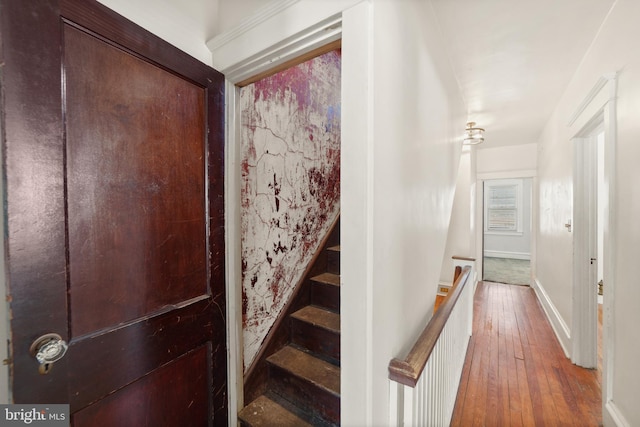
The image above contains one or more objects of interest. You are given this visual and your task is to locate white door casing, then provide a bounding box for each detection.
[567,73,617,415]
[207,1,372,424]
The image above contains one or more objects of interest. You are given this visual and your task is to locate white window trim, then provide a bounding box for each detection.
[484,179,523,234]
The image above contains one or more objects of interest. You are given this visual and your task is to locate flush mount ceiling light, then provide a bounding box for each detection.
[463,122,484,145]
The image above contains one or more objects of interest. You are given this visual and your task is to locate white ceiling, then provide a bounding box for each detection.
[430,0,615,148]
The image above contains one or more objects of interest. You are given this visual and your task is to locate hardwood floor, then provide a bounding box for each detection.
[451,281,602,426]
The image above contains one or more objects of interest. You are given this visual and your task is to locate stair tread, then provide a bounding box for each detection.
[239,395,313,427]
[311,272,340,286]
[291,305,340,333]
[267,346,340,396]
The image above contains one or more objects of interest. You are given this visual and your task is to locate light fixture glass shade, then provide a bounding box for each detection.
[463,121,484,145]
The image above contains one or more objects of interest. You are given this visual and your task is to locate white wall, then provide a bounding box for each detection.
[217,0,266,35]
[440,147,477,285]
[536,0,640,424]
[97,0,217,65]
[368,0,465,423]
[477,143,537,176]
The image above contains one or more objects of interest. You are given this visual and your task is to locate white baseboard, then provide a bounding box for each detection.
[531,279,571,358]
[605,400,631,427]
[484,250,531,260]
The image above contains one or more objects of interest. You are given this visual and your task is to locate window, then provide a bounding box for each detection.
[484,179,523,234]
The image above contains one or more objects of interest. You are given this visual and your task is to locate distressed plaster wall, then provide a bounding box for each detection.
[240,50,341,370]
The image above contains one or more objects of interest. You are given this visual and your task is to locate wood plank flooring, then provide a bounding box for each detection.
[451,281,602,427]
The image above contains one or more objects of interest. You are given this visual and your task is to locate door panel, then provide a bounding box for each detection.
[72,346,210,426]
[64,24,208,336]
[1,0,226,424]
[67,298,214,411]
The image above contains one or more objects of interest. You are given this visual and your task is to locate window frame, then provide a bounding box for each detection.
[484,179,524,235]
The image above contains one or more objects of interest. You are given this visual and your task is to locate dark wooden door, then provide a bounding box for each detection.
[0,0,226,425]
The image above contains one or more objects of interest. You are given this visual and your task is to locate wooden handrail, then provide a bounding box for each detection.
[451,255,476,261]
[388,265,472,387]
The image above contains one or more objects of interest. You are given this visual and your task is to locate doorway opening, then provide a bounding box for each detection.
[218,27,345,418]
[482,178,533,285]
[568,74,617,423]
[572,123,604,370]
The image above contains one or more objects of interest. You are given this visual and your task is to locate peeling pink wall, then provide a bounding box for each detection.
[240,50,341,370]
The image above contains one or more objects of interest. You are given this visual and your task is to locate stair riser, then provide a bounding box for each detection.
[291,320,340,365]
[327,250,340,275]
[268,365,340,425]
[311,282,340,312]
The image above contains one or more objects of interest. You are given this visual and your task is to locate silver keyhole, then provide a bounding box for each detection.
[29,333,68,375]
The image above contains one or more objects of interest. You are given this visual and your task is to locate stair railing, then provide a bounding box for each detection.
[388,262,474,426]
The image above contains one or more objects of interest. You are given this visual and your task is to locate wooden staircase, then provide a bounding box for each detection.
[239,243,341,426]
